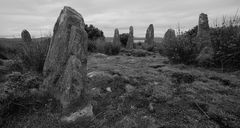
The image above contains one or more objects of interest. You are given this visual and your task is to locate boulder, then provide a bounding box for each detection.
[42,6,91,121]
[126,26,134,49]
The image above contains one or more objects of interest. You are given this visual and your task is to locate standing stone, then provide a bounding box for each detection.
[196,13,212,49]
[144,24,154,51]
[113,28,121,46]
[145,24,154,46]
[21,29,32,43]
[197,13,209,38]
[42,6,92,122]
[126,26,134,49]
[163,29,176,42]
[196,13,214,64]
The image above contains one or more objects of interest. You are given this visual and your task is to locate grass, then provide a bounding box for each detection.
[19,37,50,72]
[88,38,120,55]
[1,52,240,128]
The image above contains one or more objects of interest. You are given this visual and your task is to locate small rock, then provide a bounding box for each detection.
[61,104,93,122]
[149,102,154,112]
[125,84,135,93]
[106,87,112,92]
[90,87,101,97]
[94,53,108,58]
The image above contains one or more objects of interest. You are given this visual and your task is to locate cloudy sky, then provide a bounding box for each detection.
[0,0,239,38]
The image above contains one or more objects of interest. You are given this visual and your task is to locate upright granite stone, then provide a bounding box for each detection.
[113,28,121,46]
[126,26,134,49]
[197,13,210,38]
[144,24,154,51]
[145,24,154,45]
[21,29,32,43]
[163,29,176,42]
[42,6,92,122]
[196,13,214,64]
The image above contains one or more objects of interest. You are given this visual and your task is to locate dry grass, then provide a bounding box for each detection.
[19,38,50,72]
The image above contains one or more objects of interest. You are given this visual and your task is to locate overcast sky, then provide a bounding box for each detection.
[0,0,239,38]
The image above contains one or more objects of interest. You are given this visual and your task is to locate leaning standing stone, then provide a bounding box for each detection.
[42,6,92,122]
[126,26,134,49]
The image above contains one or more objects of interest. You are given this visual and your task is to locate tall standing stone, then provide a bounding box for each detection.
[42,6,92,122]
[126,26,134,49]
[113,28,121,46]
[145,24,154,46]
[144,24,154,51]
[196,13,214,64]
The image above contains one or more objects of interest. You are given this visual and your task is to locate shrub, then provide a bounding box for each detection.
[142,43,155,52]
[119,33,129,47]
[0,72,57,127]
[19,37,50,73]
[89,39,120,55]
[88,40,97,52]
[210,25,240,69]
[162,34,198,64]
[85,24,105,40]
[111,43,120,55]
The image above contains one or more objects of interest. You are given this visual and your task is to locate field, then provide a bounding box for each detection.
[1,50,240,127]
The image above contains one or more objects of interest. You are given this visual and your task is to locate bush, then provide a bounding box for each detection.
[88,39,120,55]
[142,43,155,52]
[162,34,198,64]
[85,24,105,40]
[119,33,129,47]
[210,25,240,69]
[88,40,97,52]
[162,15,240,70]
[0,72,57,127]
[19,38,50,73]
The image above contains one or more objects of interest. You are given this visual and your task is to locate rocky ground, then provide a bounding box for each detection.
[2,52,240,128]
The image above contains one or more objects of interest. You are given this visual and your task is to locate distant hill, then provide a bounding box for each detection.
[105,37,163,43]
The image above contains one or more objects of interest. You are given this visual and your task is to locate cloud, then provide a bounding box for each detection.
[0,0,239,37]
